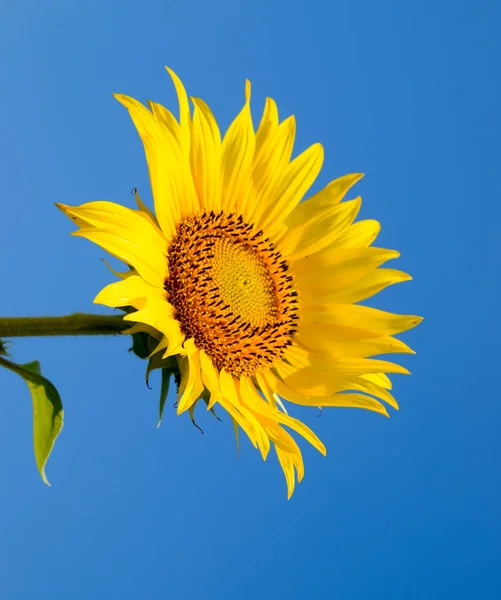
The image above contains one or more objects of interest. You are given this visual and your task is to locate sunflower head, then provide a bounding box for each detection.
[57,67,422,498]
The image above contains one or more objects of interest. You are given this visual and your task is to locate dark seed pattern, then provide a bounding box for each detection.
[164,211,298,377]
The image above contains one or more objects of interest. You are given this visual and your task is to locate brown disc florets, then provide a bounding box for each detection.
[164,211,299,377]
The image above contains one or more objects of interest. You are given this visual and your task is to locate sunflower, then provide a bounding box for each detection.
[57,67,421,498]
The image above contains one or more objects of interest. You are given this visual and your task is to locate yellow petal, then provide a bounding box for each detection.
[341,377,399,410]
[277,413,326,456]
[296,324,415,359]
[113,93,198,235]
[329,219,381,249]
[246,115,296,223]
[57,201,167,287]
[177,341,204,414]
[269,374,390,417]
[190,97,222,211]
[165,66,191,155]
[276,446,296,499]
[199,350,223,409]
[310,304,423,336]
[279,198,362,261]
[293,248,402,302]
[282,343,312,368]
[121,322,162,340]
[220,81,255,214]
[255,97,279,151]
[274,431,304,496]
[272,361,346,398]
[255,370,279,408]
[321,269,412,304]
[360,372,392,390]
[72,228,167,288]
[152,335,170,358]
[293,246,399,276]
[219,370,270,460]
[285,173,364,230]
[322,393,390,416]
[58,199,161,234]
[259,142,324,238]
[122,295,185,355]
[240,375,326,456]
[267,356,409,400]
[94,275,156,308]
[330,357,411,376]
[217,394,260,451]
[146,100,185,156]
[239,374,277,418]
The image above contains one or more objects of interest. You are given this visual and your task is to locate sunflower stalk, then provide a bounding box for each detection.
[0,313,127,338]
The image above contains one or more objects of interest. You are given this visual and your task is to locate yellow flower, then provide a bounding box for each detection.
[57,67,422,498]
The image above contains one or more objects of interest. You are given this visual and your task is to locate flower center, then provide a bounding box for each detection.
[211,237,277,327]
[165,211,298,377]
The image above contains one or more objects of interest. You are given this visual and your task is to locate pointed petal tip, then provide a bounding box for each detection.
[245,79,251,102]
[206,393,219,411]
[264,96,278,112]
[374,403,390,418]
[55,202,72,216]
[350,195,363,210]
[164,65,179,79]
[113,93,134,109]
[404,315,424,331]
[164,67,190,116]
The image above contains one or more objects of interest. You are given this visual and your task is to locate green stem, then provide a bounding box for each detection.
[0,313,127,338]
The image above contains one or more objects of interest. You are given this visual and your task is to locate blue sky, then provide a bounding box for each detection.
[1,0,500,598]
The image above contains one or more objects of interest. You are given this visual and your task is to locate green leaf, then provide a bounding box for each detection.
[157,368,171,428]
[142,349,178,427]
[22,361,64,485]
[0,356,63,485]
[231,417,240,456]
[146,352,176,388]
[128,331,151,360]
